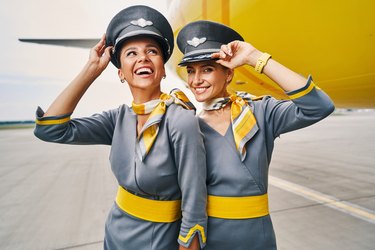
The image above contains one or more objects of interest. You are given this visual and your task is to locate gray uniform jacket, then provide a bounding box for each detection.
[34,103,207,249]
[200,76,335,250]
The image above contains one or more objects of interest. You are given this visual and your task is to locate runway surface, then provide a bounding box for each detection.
[1,110,374,250]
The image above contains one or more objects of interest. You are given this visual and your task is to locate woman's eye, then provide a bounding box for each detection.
[148,49,158,55]
[126,51,136,57]
[186,69,193,74]
[203,68,213,73]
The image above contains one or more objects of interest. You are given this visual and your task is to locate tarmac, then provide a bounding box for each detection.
[0,110,374,250]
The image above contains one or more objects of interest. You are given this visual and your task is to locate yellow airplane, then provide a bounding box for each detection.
[20,0,375,108]
[167,0,375,108]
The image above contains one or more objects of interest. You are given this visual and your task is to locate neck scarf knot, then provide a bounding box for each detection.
[203,91,258,161]
[132,89,195,161]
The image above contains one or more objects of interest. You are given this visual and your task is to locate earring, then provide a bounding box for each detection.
[120,79,125,83]
[162,75,166,79]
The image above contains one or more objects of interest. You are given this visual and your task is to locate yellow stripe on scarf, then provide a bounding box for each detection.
[131,103,146,114]
[230,94,257,160]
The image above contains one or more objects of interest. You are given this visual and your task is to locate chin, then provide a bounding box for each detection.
[193,93,210,103]
[133,79,160,89]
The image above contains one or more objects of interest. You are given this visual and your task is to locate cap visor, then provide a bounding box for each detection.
[178,53,218,66]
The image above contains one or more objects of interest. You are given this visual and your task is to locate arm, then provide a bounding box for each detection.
[212,40,307,92]
[44,34,112,117]
[259,77,335,137]
[34,107,118,145]
[212,41,335,136]
[34,35,116,145]
[169,108,207,249]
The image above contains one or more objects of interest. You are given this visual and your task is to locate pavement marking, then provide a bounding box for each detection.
[269,175,375,224]
[54,240,103,250]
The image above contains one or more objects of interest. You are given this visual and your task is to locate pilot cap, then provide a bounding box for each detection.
[177,20,244,66]
[106,5,174,68]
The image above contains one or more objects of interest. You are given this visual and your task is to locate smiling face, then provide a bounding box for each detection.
[186,61,234,102]
[117,37,165,93]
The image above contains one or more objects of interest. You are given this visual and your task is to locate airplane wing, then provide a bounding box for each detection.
[18,38,99,49]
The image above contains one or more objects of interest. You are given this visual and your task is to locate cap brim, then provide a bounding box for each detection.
[178,53,219,66]
[115,30,164,50]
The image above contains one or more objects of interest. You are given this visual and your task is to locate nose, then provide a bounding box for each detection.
[192,71,203,85]
[137,52,150,62]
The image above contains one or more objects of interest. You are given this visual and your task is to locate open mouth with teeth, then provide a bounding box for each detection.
[135,67,154,76]
[194,86,210,94]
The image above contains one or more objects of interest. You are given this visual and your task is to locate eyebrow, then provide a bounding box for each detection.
[123,47,137,53]
[187,63,215,69]
[123,44,160,53]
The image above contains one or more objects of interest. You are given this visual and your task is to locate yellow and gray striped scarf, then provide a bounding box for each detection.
[132,89,195,161]
[203,91,258,161]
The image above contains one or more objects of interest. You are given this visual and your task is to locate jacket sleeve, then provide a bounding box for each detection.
[169,106,207,249]
[33,106,119,145]
[260,75,335,138]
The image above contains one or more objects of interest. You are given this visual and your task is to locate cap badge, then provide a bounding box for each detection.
[187,37,207,47]
[130,18,153,28]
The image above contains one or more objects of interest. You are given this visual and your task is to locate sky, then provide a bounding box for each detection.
[0,0,192,121]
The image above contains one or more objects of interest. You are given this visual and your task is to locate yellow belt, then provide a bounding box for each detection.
[207,193,269,219]
[115,186,181,223]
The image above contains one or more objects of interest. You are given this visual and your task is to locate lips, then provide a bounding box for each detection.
[194,86,210,95]
[135,67,153,75]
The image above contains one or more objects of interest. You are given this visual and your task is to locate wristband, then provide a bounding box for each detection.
[254,53,272,73]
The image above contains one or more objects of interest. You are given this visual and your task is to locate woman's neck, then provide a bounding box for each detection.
[131,88,162,104]
[200,104,231,119]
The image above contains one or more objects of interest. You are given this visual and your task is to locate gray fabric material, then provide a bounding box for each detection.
[200,81,334,250]
[34,104,207,249]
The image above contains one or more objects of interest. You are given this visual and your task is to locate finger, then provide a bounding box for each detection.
[95,39,104,50]
[220,50,227,59]
[104,46,113,60]
[227,40,237,48]
[220,44,232,56]
[226,45,233,56]
[227,41,240,55]
[98,35,111,56]
[93,43,104,54]
[99,33,106,44]
[215,59,230,68]
[211,52,221,59]
[94,34,106,51]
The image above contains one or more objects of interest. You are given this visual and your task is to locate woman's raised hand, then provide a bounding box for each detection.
[212,40,308,92]
[211,40,262,69]
[87,34,113,75]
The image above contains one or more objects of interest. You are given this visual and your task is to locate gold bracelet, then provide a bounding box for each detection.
[254,52,272,73]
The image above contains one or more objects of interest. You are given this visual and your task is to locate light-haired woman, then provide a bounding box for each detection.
[177,20,334,249]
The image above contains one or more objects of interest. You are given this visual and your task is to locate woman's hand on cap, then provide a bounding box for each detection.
[87,34,113,75]
[212,41,260,69]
